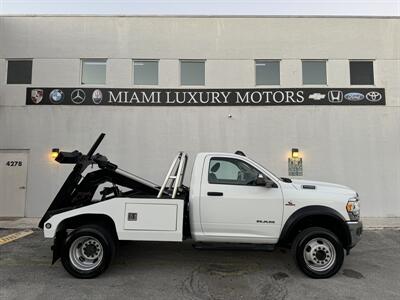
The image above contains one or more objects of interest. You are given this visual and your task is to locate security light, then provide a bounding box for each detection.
[292,148,299,159]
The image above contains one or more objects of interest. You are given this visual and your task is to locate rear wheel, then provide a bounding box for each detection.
[61,225,116,278]
[292,227,344,278]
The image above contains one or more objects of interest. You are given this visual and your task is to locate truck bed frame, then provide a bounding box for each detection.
[39,134,191,239]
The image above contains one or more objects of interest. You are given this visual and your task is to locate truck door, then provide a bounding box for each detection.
[200,155,283,243]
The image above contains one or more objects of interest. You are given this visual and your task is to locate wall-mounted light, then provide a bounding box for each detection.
[288,148,303,176]
[291,148,299,159]
[51,148,59,159]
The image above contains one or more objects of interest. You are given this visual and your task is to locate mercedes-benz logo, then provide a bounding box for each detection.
[71,89,86,104]
[366,91,382,102]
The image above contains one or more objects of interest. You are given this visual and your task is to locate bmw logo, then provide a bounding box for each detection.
[49,89,64,104]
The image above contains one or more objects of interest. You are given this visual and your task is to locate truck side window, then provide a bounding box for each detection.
[208,157,262,186]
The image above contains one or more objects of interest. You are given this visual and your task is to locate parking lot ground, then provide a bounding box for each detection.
[0,229,399,300]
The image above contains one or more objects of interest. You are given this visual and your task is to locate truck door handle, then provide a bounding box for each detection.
[207,192,223,196]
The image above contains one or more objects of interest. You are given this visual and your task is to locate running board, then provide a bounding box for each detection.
[192,242,275,251]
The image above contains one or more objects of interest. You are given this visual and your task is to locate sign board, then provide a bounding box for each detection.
[26,88,385,106]
[288,158,303,177]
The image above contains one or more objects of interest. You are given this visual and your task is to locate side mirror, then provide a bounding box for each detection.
[256,174,277,188]
[265,180,277,188]
[255,175,266,186]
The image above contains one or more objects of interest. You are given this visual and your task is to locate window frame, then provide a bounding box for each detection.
[6,59,33,85]
[255,59,281,86]
[207,156,266,186]
[80,58,107,85]
[180,59,206,86]
[301,59,328,86]
[133,59,159,86]
[349,60,375,86]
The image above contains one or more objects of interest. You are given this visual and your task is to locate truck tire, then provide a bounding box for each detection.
[61,225,116,279]
[291,227,344,279]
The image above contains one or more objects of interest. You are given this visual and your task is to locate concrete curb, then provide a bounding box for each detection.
[0,218,40,229]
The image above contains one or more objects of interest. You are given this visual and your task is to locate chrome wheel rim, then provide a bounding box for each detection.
[69,236,103,271]
[303,237,336,272]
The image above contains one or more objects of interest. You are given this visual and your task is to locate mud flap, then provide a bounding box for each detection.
[51,231,66,264]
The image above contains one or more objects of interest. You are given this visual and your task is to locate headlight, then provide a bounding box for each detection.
[346,197,360,219]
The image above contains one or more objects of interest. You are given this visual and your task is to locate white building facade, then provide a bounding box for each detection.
[0,16,399,218]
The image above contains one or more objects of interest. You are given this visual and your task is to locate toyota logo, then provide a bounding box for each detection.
[71,89,86,104]
[366,91,382,102]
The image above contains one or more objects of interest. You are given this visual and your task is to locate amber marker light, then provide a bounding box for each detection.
[51,148,59,159]
[346,202,354,212]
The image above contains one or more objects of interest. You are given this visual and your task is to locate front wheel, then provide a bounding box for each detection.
[292,227,344,278]
[61,225,116,278]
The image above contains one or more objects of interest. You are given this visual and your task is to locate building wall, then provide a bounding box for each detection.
[0,16,399,217]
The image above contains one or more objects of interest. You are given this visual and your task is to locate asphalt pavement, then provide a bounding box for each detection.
[0,229,399,300]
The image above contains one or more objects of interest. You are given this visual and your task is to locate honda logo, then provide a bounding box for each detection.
[328,90,343,103]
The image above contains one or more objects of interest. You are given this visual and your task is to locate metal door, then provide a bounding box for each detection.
[0,150,28,217]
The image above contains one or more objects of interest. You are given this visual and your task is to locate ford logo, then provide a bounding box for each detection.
[344,92,364,101]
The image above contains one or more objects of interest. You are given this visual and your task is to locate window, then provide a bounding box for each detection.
[208,157,262,186]
[181,60,205,86]
[350,61,374,85]
[7,60,32,84]
[81,59,107,84]
[302,60,327,85]
[255,60,280,85]
[133,60,158,85]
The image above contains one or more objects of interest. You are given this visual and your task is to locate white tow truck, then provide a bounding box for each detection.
[39,134,362,279]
